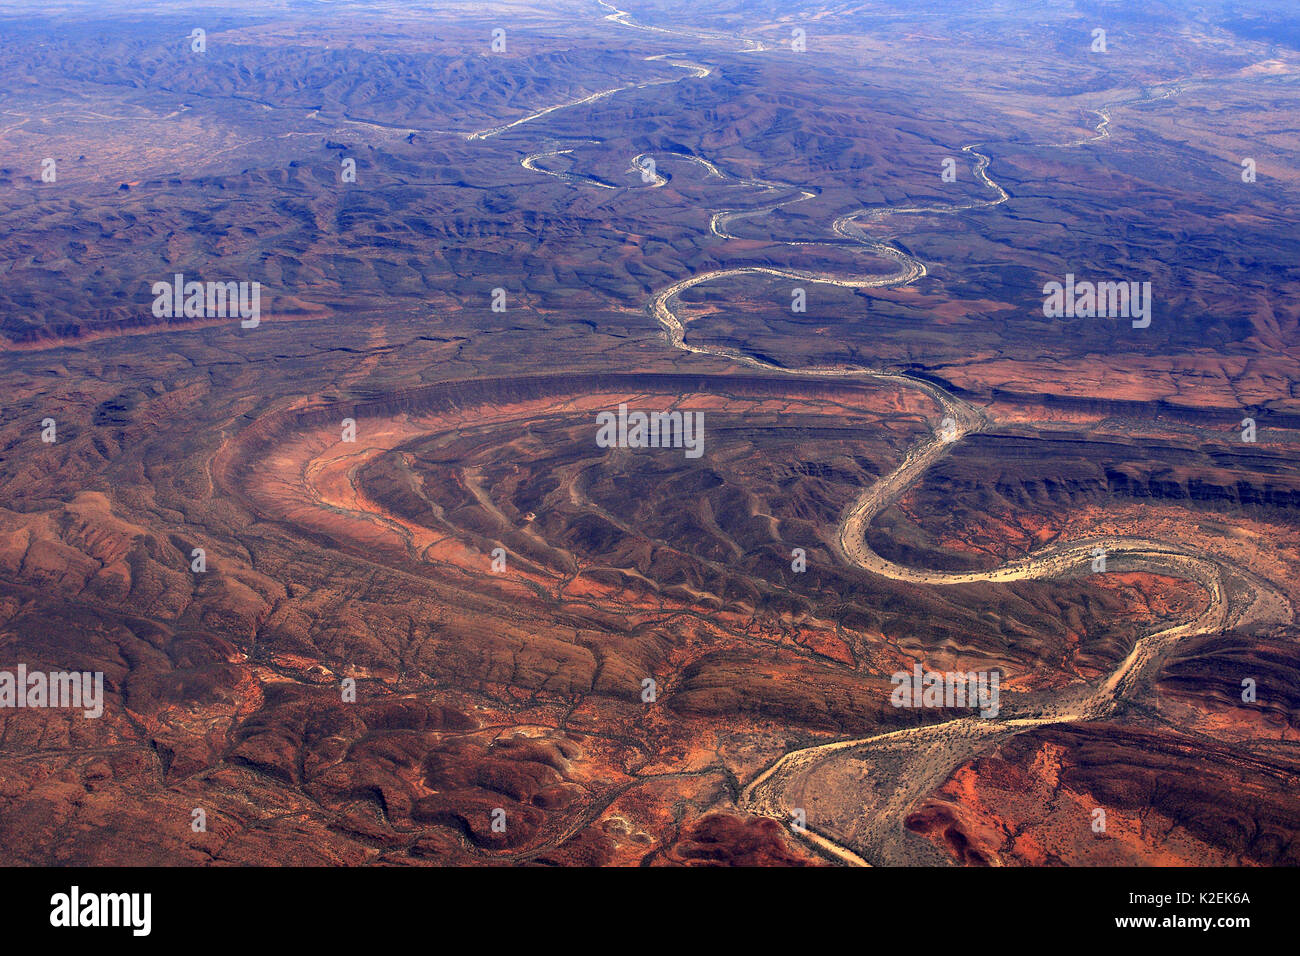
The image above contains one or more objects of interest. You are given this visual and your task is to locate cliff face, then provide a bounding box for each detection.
[864,428,1300,576]
[921,433,1300,513]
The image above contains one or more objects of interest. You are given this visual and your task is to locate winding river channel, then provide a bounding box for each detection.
[468,2,1293,864]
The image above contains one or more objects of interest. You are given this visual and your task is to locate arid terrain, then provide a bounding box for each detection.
[0,0,1297,866]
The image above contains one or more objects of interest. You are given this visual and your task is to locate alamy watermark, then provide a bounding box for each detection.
[890,664,1000,717]
[595,404,704,459]
[1042,274,1151,328]
[0,665,104,718]
[151,273,261,328]
[50,886,150,936]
